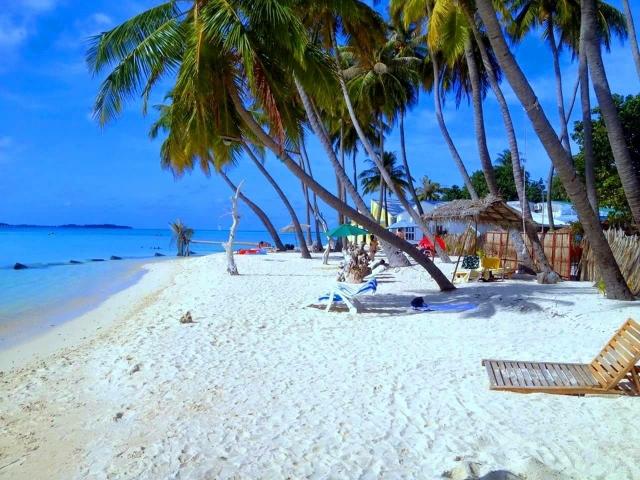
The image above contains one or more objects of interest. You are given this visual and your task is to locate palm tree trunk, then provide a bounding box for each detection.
[384,186,390,227]
[400,112,423,215]
[546,165,555,230]
[377,184,384,224]
[296,155,313,245]
[330,29,452,262]
[229,88,455,291]
[352,150,358,195]
[431,56,478,199]
[243,144,312,259]
[465,38,499,196]
[579,39,598,214]
[425,4,477,200]
[549,21,571,154]
[582,0,640,226]
[303,179,313,244]
[220,172,286,251]
[294,76,410,266]
[466,35,538,271]
[465,9,549,272]
[300,137,323,249]
[622,0,640,81]
[475,0,634,300]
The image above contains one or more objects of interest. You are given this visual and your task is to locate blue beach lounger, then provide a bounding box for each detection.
[316,278,378,313]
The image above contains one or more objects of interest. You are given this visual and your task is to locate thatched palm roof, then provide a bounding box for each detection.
[422,196,534,228]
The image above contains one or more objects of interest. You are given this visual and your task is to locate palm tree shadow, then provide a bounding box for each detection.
[355,281,580,319]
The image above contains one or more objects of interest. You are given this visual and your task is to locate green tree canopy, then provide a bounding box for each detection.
[552,94,640,223]
[437,150,546,202]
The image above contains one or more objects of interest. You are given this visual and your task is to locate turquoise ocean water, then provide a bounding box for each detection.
[0,227,294,348]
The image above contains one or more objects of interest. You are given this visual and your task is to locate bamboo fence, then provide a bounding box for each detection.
[580,229,640,295]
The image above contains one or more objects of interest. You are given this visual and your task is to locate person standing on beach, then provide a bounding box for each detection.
[369,235,378,260]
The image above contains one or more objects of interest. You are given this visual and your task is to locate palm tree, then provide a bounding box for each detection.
[242,144,312,258]
[390,0,479,201]
[427,1,501,197]
[219,171,286,251]
[622,0,640,80]
[149,101,310,258]
[307,1,452,262]
[360,152,411,226]
[508,0,578,229]
[170,219,193,257]
[87,0,455,290]
[581,0,640,226]
[445,1,553,272]
[388,20,427,214]
[416,176,441,201]
[474,0,634,300]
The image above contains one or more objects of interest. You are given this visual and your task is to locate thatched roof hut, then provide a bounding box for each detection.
[422,196,534,229]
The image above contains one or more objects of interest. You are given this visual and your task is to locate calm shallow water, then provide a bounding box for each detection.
[0,227,295,347]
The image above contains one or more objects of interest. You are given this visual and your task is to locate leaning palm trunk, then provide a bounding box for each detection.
[229,89,455,291]
[466,34,537,272]
[399,112,423,215]
[465,10,550,273]
[579,39,598,214]
[294,77,410,266]
[225,183,241,276]
[546,20,573,231]
[243,144,312,259]
[299,138,324,250]
[465,38,500,196]
[582,0,640,227]
[475,0,634,300]
[298,157,313,245]
[220,172,286,251]
[425,4,477,201]
[330,30,452,263]
[622,0,640,81]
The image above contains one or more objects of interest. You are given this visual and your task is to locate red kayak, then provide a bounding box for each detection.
[237,248,267,255]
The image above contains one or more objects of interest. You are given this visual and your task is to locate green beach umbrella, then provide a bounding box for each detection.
[326,224,368,238]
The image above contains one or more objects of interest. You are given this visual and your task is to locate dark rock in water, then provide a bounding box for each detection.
[91,258,105,262]
[69,260,83,264]
[110,256,122,260]
[14,262,28,270]
[154,253,165,257]
[189,250,197,255]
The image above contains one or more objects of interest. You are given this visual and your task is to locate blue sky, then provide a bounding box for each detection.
[0,0,638,230]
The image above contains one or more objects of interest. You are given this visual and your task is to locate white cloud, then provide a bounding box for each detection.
[0,16,27,48]
[21,0,58,13]
[55,12,114,50]
[0,136,14,164]
[91,12,113,27]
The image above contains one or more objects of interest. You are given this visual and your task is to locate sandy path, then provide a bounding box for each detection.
[1,253,638,479]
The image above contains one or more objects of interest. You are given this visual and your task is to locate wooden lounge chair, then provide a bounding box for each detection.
[482,319,640,396]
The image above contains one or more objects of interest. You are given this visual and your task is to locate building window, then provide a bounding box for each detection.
[405,227,415,241]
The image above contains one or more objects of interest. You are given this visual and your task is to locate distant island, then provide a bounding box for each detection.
[0,223,132,229]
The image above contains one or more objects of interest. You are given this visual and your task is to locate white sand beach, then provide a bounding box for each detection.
[1,252,639,479]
